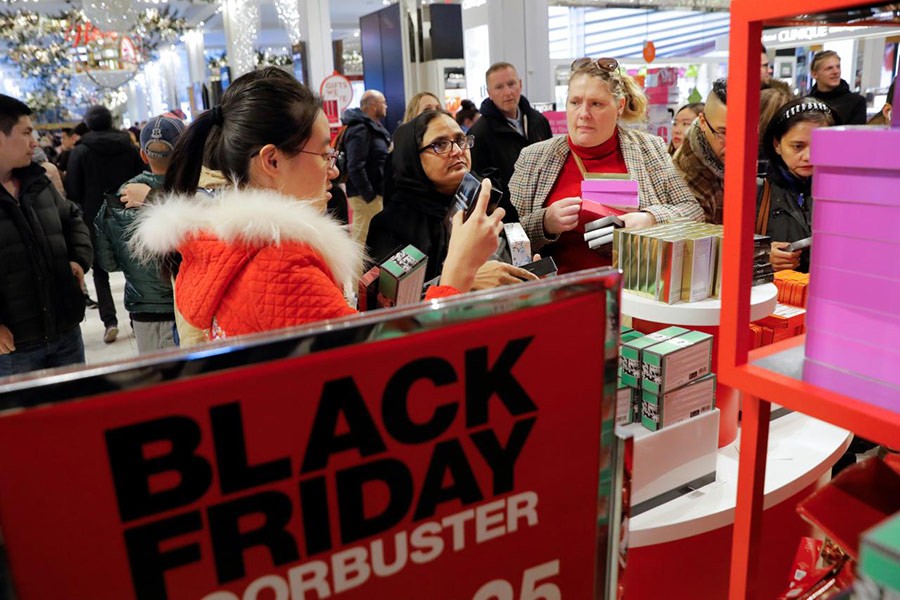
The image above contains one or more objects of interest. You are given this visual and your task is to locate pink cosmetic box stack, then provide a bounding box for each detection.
[805,124,900,411]
[581,178,640,219]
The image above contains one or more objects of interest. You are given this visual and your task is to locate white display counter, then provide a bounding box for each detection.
[627,411,852,547]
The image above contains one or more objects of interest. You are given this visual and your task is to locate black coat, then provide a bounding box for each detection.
[756,166,813,273]
[0,163,93,345]
[341,108,391,202]
[65,130,144,226]
[469,95,553,222]
[810,80,867,125]
[367,115,453,282]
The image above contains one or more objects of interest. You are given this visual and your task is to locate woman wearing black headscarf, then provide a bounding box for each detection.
[367,110,534,287]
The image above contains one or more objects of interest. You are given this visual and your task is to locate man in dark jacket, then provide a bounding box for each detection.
[809,50,867,125]
[65,104,144,344]
[342,90,391,243]
[0,94,93,376]
[469,62,553,223]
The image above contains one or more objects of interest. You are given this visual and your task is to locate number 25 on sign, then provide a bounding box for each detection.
[472,560,561,600]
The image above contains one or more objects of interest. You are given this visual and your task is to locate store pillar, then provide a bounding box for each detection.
[299,0,334,91]
[182,30,207,116]
[461,0,553,105]
[183,30,206,87]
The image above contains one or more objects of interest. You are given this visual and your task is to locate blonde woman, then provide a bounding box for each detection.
[403,92,442,123]
[510,57,703,274]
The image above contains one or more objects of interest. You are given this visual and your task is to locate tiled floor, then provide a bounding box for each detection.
[82,271,141,366]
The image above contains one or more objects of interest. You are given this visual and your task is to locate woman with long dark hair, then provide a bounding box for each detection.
[757,98,834,273]
[131,68,503,341]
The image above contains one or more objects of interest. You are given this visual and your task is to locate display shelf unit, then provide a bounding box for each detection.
[722,1,900,599]
[621,283,777,326]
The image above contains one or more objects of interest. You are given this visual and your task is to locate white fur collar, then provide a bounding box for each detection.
[130,187,365,291]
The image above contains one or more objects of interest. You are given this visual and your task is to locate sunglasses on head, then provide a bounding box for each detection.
[571,57,619,73]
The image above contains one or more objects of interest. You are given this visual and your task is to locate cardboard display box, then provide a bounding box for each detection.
[641,373,717,431]
[620,326,689,388]
[504,223,531,267]
[616,383,633,426]
[378,245,428,308]
[641,330,713,395]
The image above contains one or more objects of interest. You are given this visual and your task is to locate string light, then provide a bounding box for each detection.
[224,0,259,76]
[274,0,302,45]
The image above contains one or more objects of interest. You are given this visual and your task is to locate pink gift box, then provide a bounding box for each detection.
[803,358,900,413]
[581,191,638,206]
[811,232,900,280]
[812,199,900,244]
[580,180,639,218]
[806,327,900,387]
[581,178,640,195]
[811,126,900,171]
[814,169,900,207]
[805,297,900,343]
[807,265,900,316]
[580,197,629,219]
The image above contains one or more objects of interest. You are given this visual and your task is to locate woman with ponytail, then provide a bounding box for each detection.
[131,67,504,341]
[510,57,702,274]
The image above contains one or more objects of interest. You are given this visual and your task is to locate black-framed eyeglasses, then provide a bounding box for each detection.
[701,114,726,142]
[418,134,475,155]
[299,147,339,168]
[571,57,619,73]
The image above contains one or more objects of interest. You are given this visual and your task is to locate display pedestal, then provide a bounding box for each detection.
[621,284,777,447]
[624,412,851,599]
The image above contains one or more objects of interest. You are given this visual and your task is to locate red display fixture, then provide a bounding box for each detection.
[722,1,900,598]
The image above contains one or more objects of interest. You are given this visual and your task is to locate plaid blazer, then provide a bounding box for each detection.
[510,127,705,251]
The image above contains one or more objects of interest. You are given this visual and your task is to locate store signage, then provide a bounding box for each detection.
[543,111,568,136]
[0,290,613,599]
[762,25,869,45]
[319,72,354,112]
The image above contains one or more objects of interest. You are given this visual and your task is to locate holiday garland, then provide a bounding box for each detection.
[0,7,191,117]
[206,51,293,74]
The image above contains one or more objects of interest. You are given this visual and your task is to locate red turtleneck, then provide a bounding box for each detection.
[542,130,628,274]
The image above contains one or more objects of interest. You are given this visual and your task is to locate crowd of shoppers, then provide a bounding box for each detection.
[0,44,887,376]
[130,68,501,341]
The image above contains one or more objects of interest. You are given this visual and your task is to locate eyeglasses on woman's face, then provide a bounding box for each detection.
[299,147,339,169]
[419,134,475,155]
[570,57,619,73]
